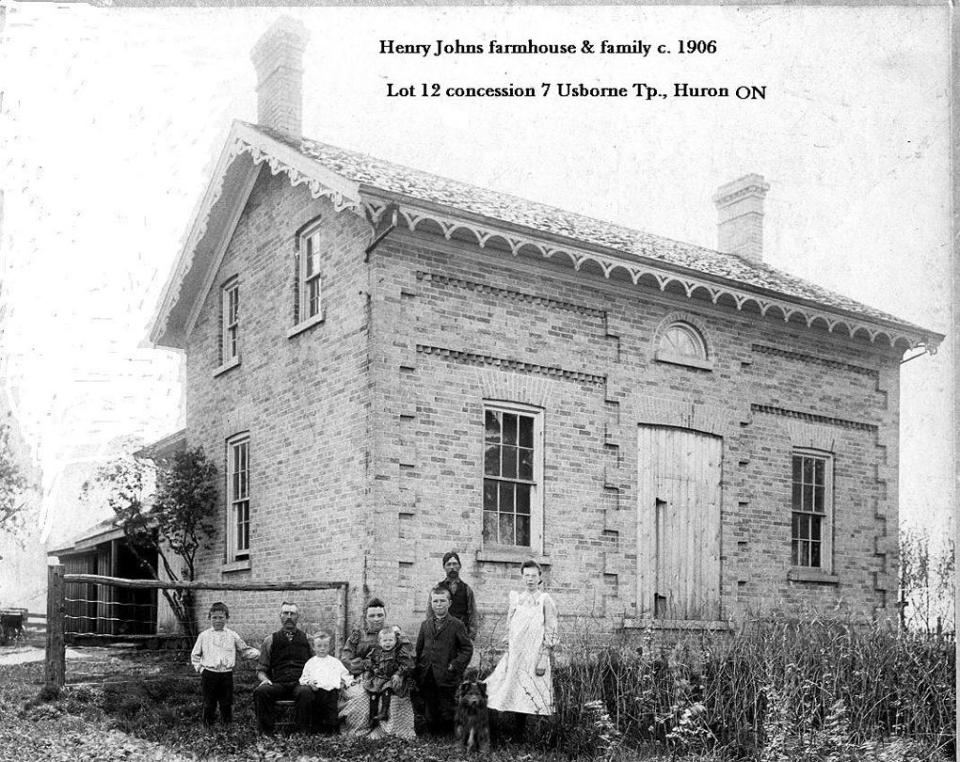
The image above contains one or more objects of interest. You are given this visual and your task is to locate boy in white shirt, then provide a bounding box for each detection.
[190,602,260,726]
[298,631,352,734]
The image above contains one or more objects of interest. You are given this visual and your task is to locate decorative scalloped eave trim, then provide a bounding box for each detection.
[152,128,938,356]
[363,198,937,353]
[233,136,364,215]
[152,124,365,346]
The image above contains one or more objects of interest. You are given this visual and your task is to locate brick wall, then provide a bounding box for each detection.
[185,169,372,635]
[184,174,902,639]
[364,228,902,635]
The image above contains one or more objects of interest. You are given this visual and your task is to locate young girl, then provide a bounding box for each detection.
[483,560,558,738]
[361,624,413,727]
[190,602,260,726]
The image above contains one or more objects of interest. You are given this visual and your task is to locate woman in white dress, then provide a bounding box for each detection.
[484,560,558,737]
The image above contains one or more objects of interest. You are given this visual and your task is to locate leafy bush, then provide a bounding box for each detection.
[522,615,953,760]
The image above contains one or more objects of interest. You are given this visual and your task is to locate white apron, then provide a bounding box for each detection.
[484,590,554,715]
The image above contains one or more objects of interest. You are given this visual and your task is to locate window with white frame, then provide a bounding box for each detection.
[295,221,323,325]
[221,278,239,364]
[791,450,833,569]
[226,435,250,561]
[483,403,543,550]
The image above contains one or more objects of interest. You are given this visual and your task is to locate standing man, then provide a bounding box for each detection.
[254,601,315,734]
[415,586,473,737]
[430,550,478,640]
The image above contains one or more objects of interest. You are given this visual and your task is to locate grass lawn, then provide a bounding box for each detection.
[0,643,949,761]
[0,651,641,762]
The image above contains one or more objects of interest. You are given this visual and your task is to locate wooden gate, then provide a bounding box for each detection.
[637,426,722,620]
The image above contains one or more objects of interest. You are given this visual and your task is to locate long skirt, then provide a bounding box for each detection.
[338,681,415,740]
[485,592,554,715]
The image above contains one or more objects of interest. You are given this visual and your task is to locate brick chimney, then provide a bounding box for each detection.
[713,174,770,262]
[251,16,309,141]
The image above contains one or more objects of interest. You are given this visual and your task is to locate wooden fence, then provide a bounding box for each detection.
[44,564,348,689]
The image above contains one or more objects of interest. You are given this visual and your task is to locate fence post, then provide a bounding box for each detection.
[45,564,66,690]
[337,584,348,652]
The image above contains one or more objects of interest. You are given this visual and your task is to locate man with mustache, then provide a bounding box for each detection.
[253,601,315,734]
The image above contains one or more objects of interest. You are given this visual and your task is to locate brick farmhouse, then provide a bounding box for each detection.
[148,19,942,637]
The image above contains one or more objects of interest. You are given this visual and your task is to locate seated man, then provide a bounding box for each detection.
[253,601,314,734]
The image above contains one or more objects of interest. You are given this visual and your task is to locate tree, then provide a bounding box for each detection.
[899,525,955,635]
[86,447,217,637]
[0,423,28,536]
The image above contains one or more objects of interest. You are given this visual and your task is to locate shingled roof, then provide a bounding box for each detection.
[251,123,929,335]
[149,120,941,351]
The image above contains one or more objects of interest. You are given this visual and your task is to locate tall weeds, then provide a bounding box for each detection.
[488,616,955,760]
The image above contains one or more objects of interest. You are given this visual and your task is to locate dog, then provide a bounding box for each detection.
[454,677,491,752]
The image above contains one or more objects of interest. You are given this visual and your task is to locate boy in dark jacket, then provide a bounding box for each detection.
[415,586,474,737]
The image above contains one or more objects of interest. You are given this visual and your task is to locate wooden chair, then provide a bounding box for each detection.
[274,700,296,733]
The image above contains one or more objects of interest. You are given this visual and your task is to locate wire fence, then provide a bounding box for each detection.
[45,565,348,690]
[63,597,158,637]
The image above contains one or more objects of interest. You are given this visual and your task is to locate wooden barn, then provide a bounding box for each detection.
[48,431,185,638]
[48,519,158,637]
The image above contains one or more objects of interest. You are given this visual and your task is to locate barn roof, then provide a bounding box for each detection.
[148,120,942,352]
[47,517,124,557]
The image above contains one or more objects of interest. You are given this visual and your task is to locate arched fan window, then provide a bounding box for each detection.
[656,322,712,369]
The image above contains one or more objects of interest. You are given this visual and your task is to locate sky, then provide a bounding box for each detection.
[0,3,952,593]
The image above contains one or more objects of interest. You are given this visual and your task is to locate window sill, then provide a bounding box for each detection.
[476,546,551,566]
[221,559,251,574]
[287,312,325,339]
[213,356,241,377]
[788,567,838,584]
[622,619,733,632]
[655,352,714,371]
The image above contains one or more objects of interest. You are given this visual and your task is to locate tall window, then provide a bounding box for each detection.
[296,221,323,324]
[483,404,543,549]
[221,279,239,364]
[791,451,833,569]
[227,435,250,561]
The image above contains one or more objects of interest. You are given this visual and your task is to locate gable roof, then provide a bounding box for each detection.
[149,120,942,352]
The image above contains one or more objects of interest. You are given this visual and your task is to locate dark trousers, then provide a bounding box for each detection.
[418,671,457,737]
[200,670,234,726]
[508,711,528,742]
[311,688,340,733]
[253,682,315,733]
[368,689,393,724]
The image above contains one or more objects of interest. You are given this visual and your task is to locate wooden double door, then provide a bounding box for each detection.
[637,426,722,621]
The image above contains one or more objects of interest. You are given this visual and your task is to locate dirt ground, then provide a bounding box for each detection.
[0,646,596,762]
[0,645,93,666]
